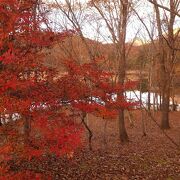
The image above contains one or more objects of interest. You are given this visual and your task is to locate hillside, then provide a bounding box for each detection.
[14,110,180,179]
[42,34,179,89]
[42,35,141,71]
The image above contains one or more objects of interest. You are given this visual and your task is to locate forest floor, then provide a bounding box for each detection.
[22,110,180,180]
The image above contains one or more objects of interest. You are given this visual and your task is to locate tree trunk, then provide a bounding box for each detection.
[127,110,134,127]
[24,115,31,144]
[153,0,169,129]
[161,82,170,129]
[118,109,128,142]
[103,119,108,146]
[159,92,162,110]
[117,0,129,143]
[147,65,151,111]
[91,0,131,142]
[140,69,146,136]
[81,113,93,150]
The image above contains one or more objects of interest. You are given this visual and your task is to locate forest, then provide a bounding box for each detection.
[0,0,179,179]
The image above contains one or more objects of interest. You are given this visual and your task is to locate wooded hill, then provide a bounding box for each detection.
[43,33,180,93]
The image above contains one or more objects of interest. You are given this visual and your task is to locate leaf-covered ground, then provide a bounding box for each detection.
[16,111,180,179]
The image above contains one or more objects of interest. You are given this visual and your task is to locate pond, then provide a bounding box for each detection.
[124,91,180,111]
[1,90,179,124]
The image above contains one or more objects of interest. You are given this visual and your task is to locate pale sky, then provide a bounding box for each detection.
[44,0,180,44]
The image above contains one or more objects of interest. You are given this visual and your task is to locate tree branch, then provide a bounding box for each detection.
[148,0,180,17]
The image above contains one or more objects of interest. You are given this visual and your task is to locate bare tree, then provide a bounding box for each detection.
[151,0,179,129]
[148,0,180,18]
[48,0,136,142]
[89,0,136,142]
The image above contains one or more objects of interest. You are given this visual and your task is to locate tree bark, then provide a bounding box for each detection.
[153,0,170,129]
[81,112,93,150]
[117,0,129,142]
[118,109,128,142]
[24,115,31,144]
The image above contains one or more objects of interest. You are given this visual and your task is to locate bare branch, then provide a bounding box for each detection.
[148,0,180,17]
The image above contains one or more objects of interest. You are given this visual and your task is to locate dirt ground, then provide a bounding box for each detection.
[22,110,180,180]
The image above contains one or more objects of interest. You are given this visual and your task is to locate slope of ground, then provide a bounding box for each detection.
[17,110,180,179]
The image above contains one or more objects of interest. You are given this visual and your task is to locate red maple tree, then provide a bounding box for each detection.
[0,0,82,178]
[0,0,137,178]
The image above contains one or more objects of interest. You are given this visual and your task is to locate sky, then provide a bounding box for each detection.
[44,0,180,44]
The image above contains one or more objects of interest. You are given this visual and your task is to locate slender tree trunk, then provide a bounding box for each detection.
[24,115,31,144]
[118,109,128,142]
[103,119,108,146]
[153,93,156,112]
[147,65,151,111]
[127,110,134,127]
[81,112,93,150]
[161,81,170,129]
[172,96,176,111]
[159,92,162,110]
[140,67,146,136]
[118,63,128,142]
[117,0,129,143]
[155,92,158,110]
